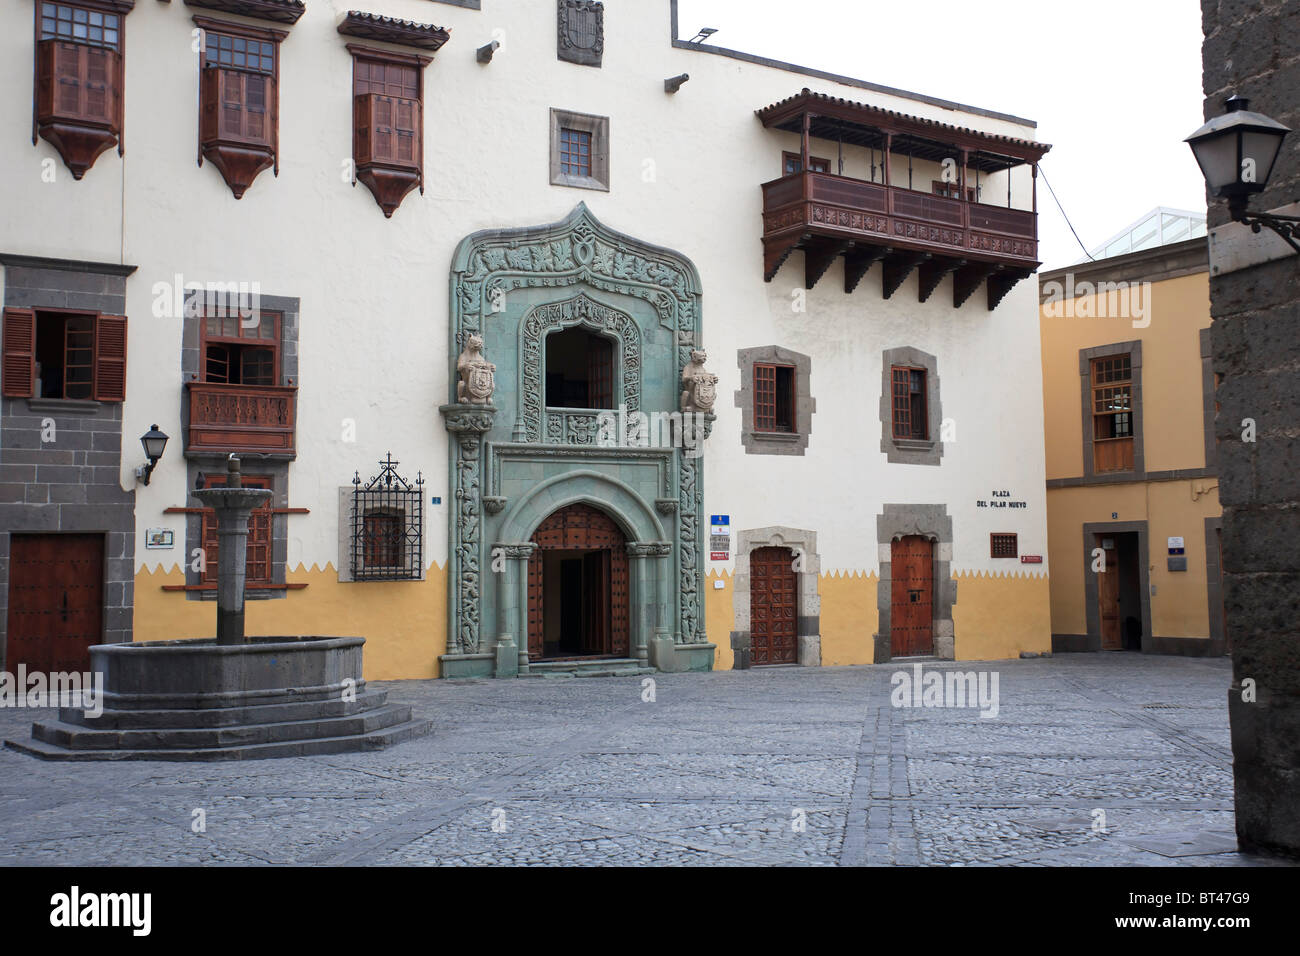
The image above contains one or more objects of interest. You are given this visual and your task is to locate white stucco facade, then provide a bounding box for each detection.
[0,0,1052,675]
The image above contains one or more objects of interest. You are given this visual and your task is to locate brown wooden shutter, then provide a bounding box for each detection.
[82,46,113,126]
[393,96,418,166]
[243,72,268,143]
[200,65,222,144]
[372,95,395,162]
[2,308,37,399]
[92,313,127,402]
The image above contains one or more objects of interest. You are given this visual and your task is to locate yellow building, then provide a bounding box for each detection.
[1039,231,1225,655]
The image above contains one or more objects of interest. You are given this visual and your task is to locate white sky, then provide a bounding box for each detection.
[677,0,1209,268]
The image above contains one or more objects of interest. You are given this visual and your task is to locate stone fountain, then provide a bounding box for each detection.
[6,457,431,760]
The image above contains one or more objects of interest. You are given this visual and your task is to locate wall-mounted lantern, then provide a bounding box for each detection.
[1186,95,1297,252]
[136,424,169,486]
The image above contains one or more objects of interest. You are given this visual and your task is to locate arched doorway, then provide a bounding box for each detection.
[750,545,798,665]
[527,503,629,660]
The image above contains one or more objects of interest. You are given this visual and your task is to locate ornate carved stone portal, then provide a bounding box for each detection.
[557,0,604,68]
[440,203,713,678]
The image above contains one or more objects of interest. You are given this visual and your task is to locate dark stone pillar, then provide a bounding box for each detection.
[1201,0,1300,856]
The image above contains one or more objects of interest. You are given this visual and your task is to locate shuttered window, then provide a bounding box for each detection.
[1,308,126,402]
[199,474,273,586]
[353,56,422,171]
[200,30,276,150]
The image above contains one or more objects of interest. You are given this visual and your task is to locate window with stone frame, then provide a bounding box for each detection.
[735,346,814,455]
[549,108,609,191]
[879,346,942,466]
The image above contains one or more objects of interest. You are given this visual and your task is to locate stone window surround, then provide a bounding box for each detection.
[336,485,426,583]
[549,108,610,192]
[734,345,814,456]
[179,291,300,600]
[879,346,943,466]
[730,526,822,669]
[874,504,956,663]
[1081,519,1152,652]
[1079,340,1144,482]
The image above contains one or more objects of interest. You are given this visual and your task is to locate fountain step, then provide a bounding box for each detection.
[5,714,432,761]
[55,689,391,730]
[21,703,418,753]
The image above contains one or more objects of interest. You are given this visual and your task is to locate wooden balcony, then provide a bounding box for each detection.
[186,382,296,457]
[763,170,1040,308]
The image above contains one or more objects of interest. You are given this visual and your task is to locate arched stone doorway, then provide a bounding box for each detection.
[528,503,629,660]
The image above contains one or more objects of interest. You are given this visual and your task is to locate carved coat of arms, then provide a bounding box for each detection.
[558,0,604,67]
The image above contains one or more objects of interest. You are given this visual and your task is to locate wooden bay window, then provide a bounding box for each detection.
[32,1,131,179]
[350,46,428,217]
[196,17,284,198]
[783,151,829,175]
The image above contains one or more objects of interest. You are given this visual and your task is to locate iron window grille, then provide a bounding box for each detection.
[350,452,423,581]
[990,533,1018,558]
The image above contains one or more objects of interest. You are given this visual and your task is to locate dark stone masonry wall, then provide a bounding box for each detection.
[1201,0,1300,855]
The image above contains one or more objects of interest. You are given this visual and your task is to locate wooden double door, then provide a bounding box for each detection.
[5,533,104,673]
[890,535,934,656]
[750,546,798,665]
[527,503,629,660]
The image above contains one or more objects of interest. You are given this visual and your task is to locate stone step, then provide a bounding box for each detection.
[5,717,433,762]
[27,703,416,752]
[56,689,391,730]
[527,658,649,678]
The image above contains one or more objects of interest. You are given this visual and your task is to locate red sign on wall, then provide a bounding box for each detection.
[1020,555,1043,564]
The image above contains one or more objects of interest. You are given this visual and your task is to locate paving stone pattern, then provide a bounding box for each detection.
[0,655,1291,866]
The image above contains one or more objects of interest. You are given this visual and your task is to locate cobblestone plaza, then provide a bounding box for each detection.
[0,655,1285,867]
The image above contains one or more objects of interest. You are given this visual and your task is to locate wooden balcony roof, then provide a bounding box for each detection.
[757,89,1051,172]
[337,11,451,52]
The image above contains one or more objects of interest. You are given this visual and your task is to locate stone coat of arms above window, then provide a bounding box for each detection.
[558,0,604,68]
[680,349,718,413]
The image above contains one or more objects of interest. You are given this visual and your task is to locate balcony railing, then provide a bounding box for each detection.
[762,170,1039,308]
[186,382,297,457]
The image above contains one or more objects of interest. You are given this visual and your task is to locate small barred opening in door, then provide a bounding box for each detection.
[527,503,628,660]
